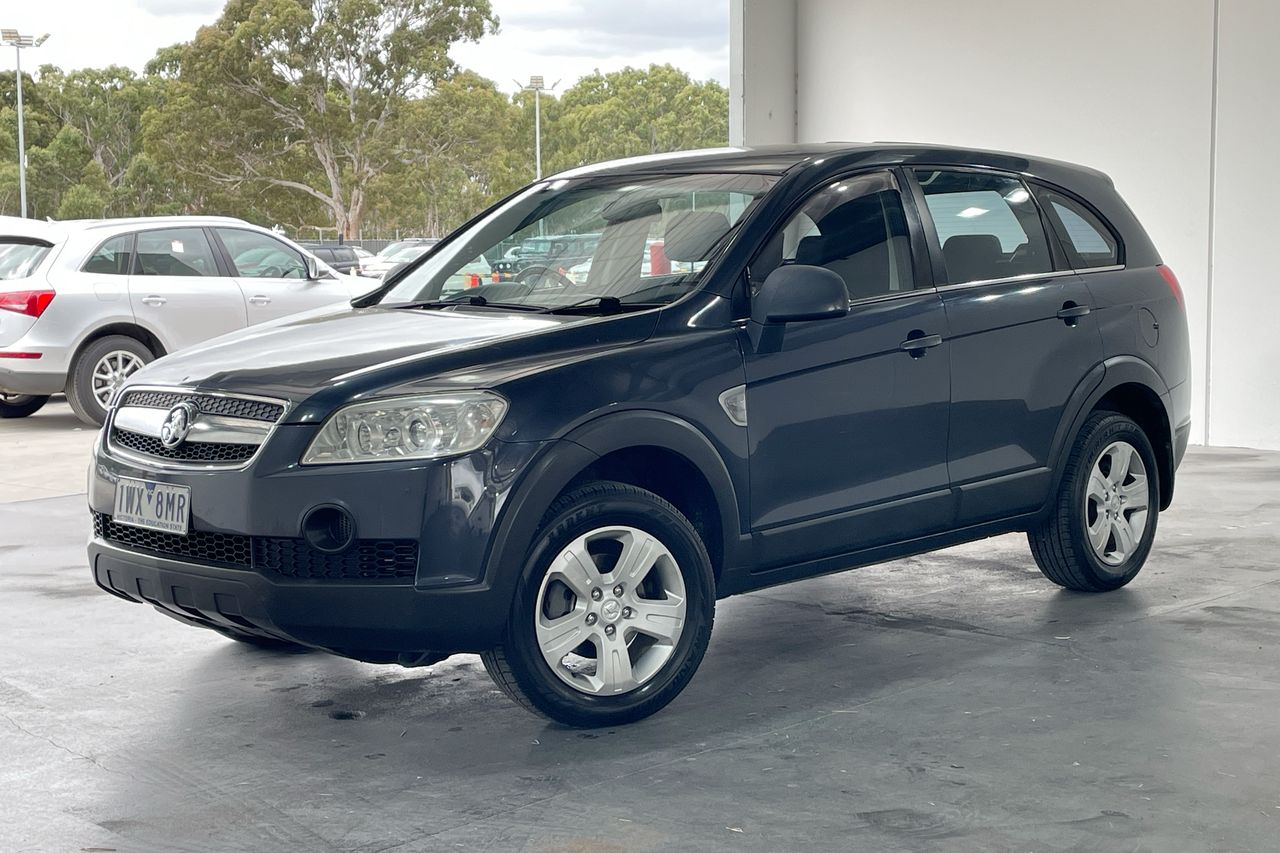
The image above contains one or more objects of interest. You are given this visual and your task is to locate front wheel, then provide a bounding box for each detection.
[482,481,715,727]
[1029,412,1160,592]
[0,393,50,419]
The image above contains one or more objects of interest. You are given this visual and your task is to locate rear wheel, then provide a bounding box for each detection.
[0,393,50,419]
[1029,412,1160,592]
[66,336,153,426]
[482,481,715,727]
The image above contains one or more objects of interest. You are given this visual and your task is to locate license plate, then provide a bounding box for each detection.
[113,478,191,535]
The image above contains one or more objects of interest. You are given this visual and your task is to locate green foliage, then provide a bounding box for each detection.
[0,3,729,238]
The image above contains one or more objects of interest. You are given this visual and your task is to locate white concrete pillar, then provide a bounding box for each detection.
[730,0,797,147]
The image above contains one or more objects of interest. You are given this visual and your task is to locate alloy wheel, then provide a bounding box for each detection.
[535,525,687,696]
[1084,440,1150,567]
[91,350,145,408]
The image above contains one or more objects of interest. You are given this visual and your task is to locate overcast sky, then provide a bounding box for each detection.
[2,0,729,91]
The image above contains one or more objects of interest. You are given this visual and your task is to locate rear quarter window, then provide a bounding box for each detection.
[1035,188,1121,269]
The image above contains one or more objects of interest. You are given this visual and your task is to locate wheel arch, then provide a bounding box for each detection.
[1049,357,1176,512]
[482,411,743,598]
[69,321,168,371]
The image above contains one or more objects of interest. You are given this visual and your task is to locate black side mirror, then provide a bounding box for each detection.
[751,265,849,325]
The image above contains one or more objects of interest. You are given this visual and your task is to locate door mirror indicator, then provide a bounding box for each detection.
[750,265,849,325]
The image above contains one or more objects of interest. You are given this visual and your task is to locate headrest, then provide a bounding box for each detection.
[795,235,826,266]
[662,211,731,262]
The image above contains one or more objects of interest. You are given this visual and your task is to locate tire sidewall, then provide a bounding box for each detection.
[505,486,715,724]
[71,336,153,425]
[1069,415,1161,588]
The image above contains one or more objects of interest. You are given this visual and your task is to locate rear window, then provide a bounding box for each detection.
[0,239,52,280]
[1037,188,1121,269]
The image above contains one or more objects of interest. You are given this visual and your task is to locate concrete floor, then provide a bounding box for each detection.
[1,430,1278,851]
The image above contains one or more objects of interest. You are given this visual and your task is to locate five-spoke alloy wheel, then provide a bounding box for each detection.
[483,481,714,727]
[1030,412,1160,591]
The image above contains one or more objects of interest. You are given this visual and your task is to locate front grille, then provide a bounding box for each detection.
[110,428,258,463]
[94,512,417,583]
[254,538,419,581]
[94,512,252,568]
[120,390,284,423]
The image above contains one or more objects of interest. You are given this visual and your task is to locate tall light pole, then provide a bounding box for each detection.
[2,29,50,218]
[514,75,559,180]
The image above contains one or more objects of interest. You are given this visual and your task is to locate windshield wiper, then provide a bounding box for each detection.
[540,296,663,315]
[389,296,550,313]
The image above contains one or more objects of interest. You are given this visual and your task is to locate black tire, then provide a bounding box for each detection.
[66,335,154,426]
[0,393,50,418]
[482,481,715,727]
[1029,411,1160,592]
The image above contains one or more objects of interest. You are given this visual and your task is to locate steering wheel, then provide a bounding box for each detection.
[516,266,573,289]
[258,265,286,279]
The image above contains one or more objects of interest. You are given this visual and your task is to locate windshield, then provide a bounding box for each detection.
[379,173,776,308]
[0,240,53,280]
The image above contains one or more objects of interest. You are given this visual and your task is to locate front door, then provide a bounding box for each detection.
[213,227,352,324]
[128,227,247,352]
[909,168,1105,523]
[740,170,952,568]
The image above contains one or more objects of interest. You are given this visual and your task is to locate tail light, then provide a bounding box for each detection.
[466,274,480,288]
[0,290,55,318]
[1156,265,1184,310]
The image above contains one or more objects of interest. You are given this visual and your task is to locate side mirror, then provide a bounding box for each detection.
[303,254,321,281]
[751,264,849,325]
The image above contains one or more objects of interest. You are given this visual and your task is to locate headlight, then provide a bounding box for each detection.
[301,392,508,465]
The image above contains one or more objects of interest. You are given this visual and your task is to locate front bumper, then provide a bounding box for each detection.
[88,426,549,656]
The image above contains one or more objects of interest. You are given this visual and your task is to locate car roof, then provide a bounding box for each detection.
[550,143,1113,187]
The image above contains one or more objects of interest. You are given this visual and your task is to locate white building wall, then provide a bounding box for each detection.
[735,0,1280,449]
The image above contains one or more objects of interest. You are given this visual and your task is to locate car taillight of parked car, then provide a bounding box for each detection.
[1157,265,1185,310]
[0,290,55,318]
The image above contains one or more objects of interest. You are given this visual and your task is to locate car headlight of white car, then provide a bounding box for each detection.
[301,392,508,464]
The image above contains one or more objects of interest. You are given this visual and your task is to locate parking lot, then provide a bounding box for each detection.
[2,413,1278,852]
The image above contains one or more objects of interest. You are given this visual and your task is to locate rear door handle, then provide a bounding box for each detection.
[900,332,943,357]
[140,295,167,307]
[1057,302,1091,321]
[248,295,272,305]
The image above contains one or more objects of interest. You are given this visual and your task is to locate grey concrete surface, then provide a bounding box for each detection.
[1,446,1278,852]
[0,399,99,502]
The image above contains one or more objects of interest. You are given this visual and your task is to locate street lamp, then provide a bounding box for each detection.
[514,75,559,180]
[2,28,50,218]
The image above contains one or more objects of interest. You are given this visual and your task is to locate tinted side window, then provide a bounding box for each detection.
[752,170,915,301]
[217,229,307,279]
[82,234,134,275]
[135,229,219,277]
[915,170,1053,284]
[1037,189,1120,269]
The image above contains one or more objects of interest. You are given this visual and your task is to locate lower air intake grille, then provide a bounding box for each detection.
[94,512,252,568]
[93,512,417,582]
[253,537,419,581]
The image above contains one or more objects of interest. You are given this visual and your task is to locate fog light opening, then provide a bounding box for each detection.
[302,505,356,554]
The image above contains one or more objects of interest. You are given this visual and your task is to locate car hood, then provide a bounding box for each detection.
[126,304,645,420]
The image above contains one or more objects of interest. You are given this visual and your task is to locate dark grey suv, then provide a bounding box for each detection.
[88,144,1191,727]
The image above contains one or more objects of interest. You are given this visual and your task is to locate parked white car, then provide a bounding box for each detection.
[0,215,377,424]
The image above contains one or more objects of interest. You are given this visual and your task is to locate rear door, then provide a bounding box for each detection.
[128,227,247,352]
[909,168,1103,523]
[213,228,352,323]
[741,170,953,567]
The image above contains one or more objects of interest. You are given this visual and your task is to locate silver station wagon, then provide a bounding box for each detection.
[0,215,375,424]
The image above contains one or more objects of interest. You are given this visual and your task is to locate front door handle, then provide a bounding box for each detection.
[900,332,943,357]
[140,295,167,307]
[248,295,272,305]
[1057,302,1091,324]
